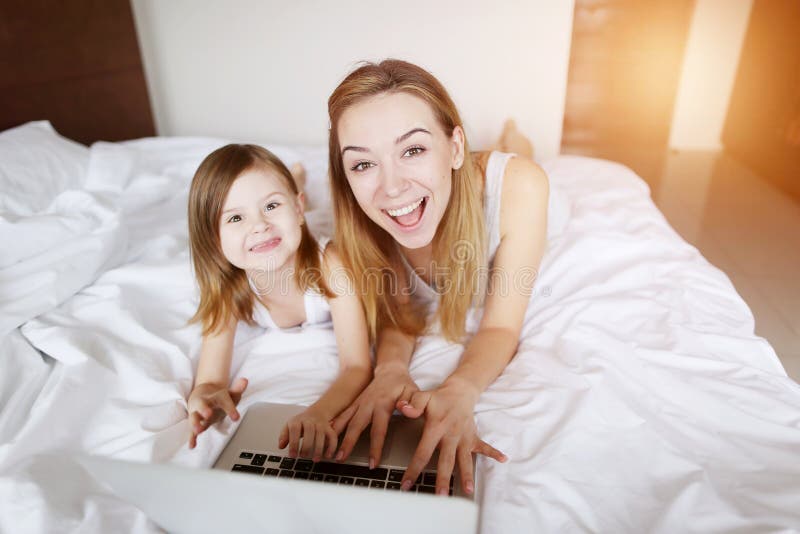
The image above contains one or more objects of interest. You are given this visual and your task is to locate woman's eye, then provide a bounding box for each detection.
[265,202,279,211]
[351,161,374,172]
[227,214,241,223]
[404,146,425,157]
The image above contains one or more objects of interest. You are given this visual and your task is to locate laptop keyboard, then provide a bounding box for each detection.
[231,450,454,495]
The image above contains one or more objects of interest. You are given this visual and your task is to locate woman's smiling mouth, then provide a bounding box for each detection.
[384,197,427,228]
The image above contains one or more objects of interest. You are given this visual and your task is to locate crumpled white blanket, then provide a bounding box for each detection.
[0,137,798,533]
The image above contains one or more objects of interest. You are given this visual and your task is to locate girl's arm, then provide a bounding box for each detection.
[188,315,248,449]
[399,156,549,494]
[278,245,373,461]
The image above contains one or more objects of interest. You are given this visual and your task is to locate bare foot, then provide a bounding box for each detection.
[290,162,307,192]
[494,119,534,160]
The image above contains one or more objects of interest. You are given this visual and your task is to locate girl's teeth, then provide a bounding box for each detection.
[387,198,423,217]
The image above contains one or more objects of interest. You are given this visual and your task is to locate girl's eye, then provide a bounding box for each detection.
[350,161,375,172]
[265,202,279,211]
[404,146,425,157]
[227,214,241,223]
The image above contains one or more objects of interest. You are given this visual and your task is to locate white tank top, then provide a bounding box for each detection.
[402,151,514,311]
[250,238,332,330]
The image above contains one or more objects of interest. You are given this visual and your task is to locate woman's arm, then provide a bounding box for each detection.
[279,245,373,461]
[399,156,549,494]
[330,253,422,468]
[331,327,419,467]
[188,315,248,448]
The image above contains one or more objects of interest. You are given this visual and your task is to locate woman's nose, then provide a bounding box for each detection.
[379,165,410,198]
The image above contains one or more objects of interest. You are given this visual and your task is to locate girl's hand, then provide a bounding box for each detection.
[331,365,420,468]
[278,407,338,462]
[397,378,507,496]
[187,377,248,449]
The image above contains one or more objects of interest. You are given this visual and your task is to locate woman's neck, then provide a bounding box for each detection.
[400,243,434,285]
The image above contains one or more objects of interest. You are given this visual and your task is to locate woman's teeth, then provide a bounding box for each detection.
[387,198,424,217]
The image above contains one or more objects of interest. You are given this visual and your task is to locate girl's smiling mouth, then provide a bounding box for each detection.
[249,237,282,253]
[384,196,427,228]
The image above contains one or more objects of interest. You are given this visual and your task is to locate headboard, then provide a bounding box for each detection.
[0,0,155,145]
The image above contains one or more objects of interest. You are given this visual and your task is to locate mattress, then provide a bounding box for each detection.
[1,122,798,533]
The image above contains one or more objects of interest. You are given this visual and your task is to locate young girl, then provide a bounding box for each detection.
[186,144,371,462]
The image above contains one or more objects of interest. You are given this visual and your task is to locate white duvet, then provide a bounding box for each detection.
[0,128,798,533]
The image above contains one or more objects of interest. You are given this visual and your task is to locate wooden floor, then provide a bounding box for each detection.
[562,146,800,382]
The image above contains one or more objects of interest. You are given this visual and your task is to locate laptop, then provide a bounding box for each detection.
[71,402,480,534]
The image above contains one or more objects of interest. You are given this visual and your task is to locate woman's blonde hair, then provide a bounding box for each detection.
[188,144,330,335]
[328,59,486,343]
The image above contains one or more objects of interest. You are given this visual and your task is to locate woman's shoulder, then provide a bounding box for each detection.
[499,156,549,235]
[502,155,548,195]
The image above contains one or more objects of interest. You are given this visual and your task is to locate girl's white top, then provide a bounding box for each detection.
[250,237,332,330]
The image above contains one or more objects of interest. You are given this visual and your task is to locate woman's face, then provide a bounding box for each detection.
[218,166,304,277]
[337,92,464,251]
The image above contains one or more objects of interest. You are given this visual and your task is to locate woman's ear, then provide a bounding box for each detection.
[450,125,466,170]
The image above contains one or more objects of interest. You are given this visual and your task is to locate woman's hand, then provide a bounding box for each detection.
[187,377,248,449]
[332,364,420,468]
[397,377,507,495]
[279,406,338,462]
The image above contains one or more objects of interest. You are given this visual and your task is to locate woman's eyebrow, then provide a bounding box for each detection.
[341,145,368,156]
[395,127,430,144]
[341,128,432,156]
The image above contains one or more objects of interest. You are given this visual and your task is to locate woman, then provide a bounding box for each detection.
[327,59,549,496]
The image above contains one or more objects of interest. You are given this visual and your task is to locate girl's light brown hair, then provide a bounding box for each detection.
[188,144,330,335]
[328,59,486,343]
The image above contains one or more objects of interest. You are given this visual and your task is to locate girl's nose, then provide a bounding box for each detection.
[251,219,270,233]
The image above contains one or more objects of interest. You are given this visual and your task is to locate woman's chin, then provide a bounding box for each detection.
[389,227,435,251]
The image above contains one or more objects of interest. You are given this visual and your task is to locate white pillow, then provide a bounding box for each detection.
[0,121,89,216]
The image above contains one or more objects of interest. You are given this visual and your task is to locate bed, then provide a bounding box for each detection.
[1,120,799,533]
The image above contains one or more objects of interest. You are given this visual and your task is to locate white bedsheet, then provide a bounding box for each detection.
[0,137,798,533]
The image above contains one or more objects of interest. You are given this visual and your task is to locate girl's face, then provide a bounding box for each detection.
[337,92,464,251]
[218,166,305,276]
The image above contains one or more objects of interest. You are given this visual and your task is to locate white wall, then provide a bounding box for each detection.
[130,0,574,160]
[669,0,753,150]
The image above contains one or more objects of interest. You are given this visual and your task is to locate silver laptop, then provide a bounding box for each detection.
[70,402,479,534]
[214,402,474,496]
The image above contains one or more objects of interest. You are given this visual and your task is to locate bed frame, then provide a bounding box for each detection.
[0,0,155,145]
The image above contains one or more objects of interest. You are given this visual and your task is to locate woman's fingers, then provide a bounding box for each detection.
[473,438,507,463]
[368,408,391,469]
[401,425,441,491]
[435,437,458,495]
[398,390,431,419]
[397,384,418,406]
[335,406,372,461]
[457,446,475,495]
